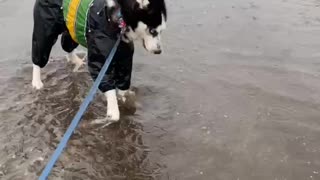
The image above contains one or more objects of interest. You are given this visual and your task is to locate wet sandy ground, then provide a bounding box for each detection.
[1,0,320,179]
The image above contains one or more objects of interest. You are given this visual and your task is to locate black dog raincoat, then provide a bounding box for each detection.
[32,0,134,92]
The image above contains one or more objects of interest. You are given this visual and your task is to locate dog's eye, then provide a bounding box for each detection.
[149,29,158,36]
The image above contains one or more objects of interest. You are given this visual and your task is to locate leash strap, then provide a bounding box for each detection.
[39,35,122,180]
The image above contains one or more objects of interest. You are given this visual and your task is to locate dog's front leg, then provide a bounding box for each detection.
[105,89,120,121]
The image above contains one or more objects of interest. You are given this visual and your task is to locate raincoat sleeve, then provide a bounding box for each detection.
[32,0,66,68]
[86,1,121,92]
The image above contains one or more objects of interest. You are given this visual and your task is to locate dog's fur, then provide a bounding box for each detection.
[32,0,167,122]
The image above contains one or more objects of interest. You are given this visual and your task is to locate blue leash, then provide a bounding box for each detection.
[38,36,121,180]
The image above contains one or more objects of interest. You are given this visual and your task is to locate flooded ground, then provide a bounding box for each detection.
[1,0,320,179]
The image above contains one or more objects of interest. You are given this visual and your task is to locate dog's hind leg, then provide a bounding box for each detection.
[66,51,86,72]
[32,30,59,89]
[61,31,85,72]
[31,0,65,89]
[32,64,44,90]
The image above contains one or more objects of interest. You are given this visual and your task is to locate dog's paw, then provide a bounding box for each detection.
[73,59,85,72]
[67,52,86,72]
[72,56,85,72]
[117,89,136,103]
[105,89,120,121]
[117,89,128,103]
[107,106,120,122]
[32,79,44,90]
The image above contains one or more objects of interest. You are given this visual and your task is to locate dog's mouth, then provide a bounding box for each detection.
[142,39,147,50]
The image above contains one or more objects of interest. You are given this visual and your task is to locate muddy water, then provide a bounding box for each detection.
[1,0,320,179]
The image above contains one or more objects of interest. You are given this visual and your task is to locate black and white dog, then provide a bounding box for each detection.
[31,0,167,122]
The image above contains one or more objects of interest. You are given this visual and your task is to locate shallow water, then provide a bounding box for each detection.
[1,0,320,179]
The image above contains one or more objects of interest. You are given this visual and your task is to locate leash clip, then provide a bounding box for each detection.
[116,10,126,34]
[118,17,126,34]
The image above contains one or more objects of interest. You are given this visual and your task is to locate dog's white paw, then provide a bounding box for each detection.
[107,106,120,122]
[117,89,128,103]
[72,57,85,72]
[67,52,85,72]
[32,64,44,90]
[117,89,135,103]
[32,79,44,90]
[105,89,120,122]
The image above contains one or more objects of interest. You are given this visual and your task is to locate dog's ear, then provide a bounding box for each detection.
[136,0,149,9]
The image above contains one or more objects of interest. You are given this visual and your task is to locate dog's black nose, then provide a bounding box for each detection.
[154,50,162,54]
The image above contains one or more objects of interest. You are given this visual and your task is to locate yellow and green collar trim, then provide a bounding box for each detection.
[63,0,93,47]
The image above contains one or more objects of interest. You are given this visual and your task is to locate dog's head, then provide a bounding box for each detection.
[117,0,167,54]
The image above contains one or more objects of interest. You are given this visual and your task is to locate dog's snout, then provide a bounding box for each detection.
[153,44,162,54]
[153,49,162,54]
[143,38,162,54]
